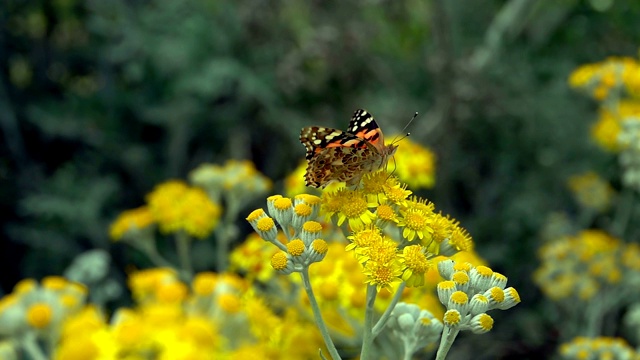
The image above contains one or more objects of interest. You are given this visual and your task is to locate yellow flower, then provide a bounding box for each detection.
[363,259,403,292]
[383,179,412,206]
[128,268,178,304]
[398,245,431,287]
[147,181,222,238]
[109,206,155,241]
[569,57,640,100]
[346,226,383,252]
[390,136,436,189]
[320,189,346,222]
[446,225,474,253]
[26,302,53,329]
[361,170,391,203]
[567,171,615,212]
[333,189,377,231]
[192,272,217,296]
[568,63,599,89]
[355,235,399,267]
[397,198,435,242]
[180,187,222,238]
[230,233,278,282]
[591,108,623,152]
[146,180,189,233]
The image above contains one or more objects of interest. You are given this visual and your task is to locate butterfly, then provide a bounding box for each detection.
[299,109,398,188]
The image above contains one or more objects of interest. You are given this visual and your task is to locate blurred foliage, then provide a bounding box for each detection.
[2,0,640,358]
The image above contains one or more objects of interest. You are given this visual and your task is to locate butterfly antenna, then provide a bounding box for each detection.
[392,111,419,144]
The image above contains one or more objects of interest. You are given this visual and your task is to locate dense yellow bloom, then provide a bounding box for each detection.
[147,180,222,238]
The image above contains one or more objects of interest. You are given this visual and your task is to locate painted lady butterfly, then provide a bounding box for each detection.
[300,109,398,188]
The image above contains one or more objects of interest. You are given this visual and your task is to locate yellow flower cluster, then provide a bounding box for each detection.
[591,101,640,152]
[109,206,155,240]
[533,230,640,301]
[305,242,445,332]
[229,233,280,282]
[569,55,640,153]
[389,135,437,189]
[436,260,520,333]
[146,180,222,238]
[53,269,322,360]
[110,180,222,240]
[246,169,485,358]
[567,171,615,212]
[316,172,473,292]
[559,337,638,360]
[568,56,640,100]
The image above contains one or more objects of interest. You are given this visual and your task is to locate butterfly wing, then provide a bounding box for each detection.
[299,127,376,188]
[299,109,396,188]
[347,109,386,152]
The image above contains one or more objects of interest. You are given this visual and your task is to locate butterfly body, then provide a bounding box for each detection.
[300,109,397,188]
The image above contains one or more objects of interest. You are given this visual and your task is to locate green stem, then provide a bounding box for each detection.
[435,326,460,360]
[215,224,232,272]
[175,231,193,279]
[215,198,241,272]
[372,282,406,336]
[301,267,341,360]
[402,336,414,360]
[612,188,635,238]
[22,333,47,360]
[360,285,377,360]
[131,240,175,270]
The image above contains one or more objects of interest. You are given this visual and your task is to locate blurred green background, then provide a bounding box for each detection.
[2,0,640,358]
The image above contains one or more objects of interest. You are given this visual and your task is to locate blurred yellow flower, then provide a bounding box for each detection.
[109,206,155,241]
[230,233,279,282]
[284,161,310,197]
[567,171,615,212]
[146,180,222,238]
[568,56,640,100]
[391,136,436,189]
[533,230,636,302]
[560,337,637,360]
